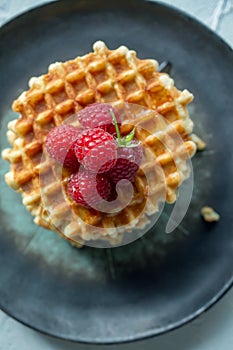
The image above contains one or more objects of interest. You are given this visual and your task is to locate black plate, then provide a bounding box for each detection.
[0,0,233,345]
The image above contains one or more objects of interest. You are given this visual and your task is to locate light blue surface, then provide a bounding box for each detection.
[0,0,233,349]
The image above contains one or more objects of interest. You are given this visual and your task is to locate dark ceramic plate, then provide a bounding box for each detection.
[0,0,233,345]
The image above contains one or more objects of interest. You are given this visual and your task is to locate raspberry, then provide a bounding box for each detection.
[75,128,117,173]
[46,125,81,170]
[108,143,143,183]
[77,103,121,134]
[67,168,111,208]
[108,183,118,202]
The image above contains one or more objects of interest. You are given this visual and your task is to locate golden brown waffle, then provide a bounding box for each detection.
[2,41,196,246]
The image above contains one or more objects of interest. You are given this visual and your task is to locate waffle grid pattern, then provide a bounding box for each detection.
[2,41,196,246]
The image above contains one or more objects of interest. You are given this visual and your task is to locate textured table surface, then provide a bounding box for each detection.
[0,0,233,349]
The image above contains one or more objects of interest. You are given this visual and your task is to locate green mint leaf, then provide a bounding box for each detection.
[110,108,140,148]
[124,127,136,144]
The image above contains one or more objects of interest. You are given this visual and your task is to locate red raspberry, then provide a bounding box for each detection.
[108,142,143,183]
[67,168,111,208]
[75,128,117,173]
[77,103,121,134]
[108,183,118,202]
[46,125,81,170]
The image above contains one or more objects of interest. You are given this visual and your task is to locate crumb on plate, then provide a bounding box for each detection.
[201,206,220,222]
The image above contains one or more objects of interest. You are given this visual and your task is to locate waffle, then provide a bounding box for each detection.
[2,41,196,246]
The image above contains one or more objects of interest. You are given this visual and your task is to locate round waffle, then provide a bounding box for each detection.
[2,41,196,247]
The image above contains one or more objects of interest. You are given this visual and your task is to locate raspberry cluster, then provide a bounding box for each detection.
[45,103,143,209]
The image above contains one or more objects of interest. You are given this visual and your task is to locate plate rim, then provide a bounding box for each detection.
[1,278,233,345]
[0,0,233,344]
